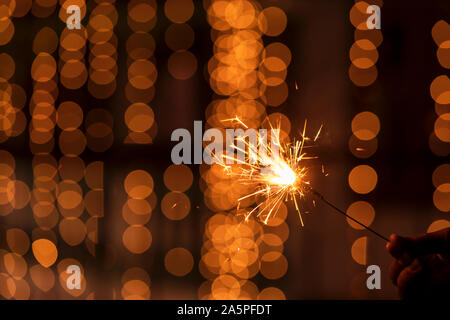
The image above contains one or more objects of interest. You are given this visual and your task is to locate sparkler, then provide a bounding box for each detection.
[309,187,389,242]
[218,117,389,242]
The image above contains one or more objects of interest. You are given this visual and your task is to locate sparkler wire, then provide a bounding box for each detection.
[218,117,389,242]
[309,188,389,242]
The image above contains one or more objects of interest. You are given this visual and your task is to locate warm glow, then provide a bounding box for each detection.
[215,118,320,225]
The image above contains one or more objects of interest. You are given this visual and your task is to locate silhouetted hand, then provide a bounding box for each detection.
[386,227,450,299]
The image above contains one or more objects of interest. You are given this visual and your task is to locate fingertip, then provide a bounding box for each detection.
[387,234,401,255]
[386,241,391,251]
[390,234,401,244]
[390,234,409,250]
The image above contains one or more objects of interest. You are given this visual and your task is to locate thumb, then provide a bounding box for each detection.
[387,234,414,265]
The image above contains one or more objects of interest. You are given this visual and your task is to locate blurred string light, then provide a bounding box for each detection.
[199,0,291,300]
[0,0,16,45]
[121,266,151,300]
[122,169,154,255]
[162,164,195,290]
[0,150,31,299]
[347,0,383,297]
[0,0,116,299]
[120,0,159,300]
[162,0,197,286]
[430,20,450,230]
[0,55,27,142]
[162,164,193,221]
[348,0,383,87]
[26,0,60,301]
[58,0,109,299]
[0,0,61,298]
[58,1,87,90]
[165,0,198,81]
[57,1,87,258]
[0,0,27,145]
[121,169,155,299]
[125,0,158,144]
[87,0,118,99]
[165,247,194,277]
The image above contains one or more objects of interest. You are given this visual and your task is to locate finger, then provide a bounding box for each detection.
[387,227,450,261]
[397,258,425,299]
[389,259,405,286]
[387,234,413,264]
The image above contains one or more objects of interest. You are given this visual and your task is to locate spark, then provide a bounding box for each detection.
[314,125,323,142]
[214,118,322,226]
[221,116,249,129]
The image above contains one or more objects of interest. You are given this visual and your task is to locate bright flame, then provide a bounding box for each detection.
[215,118,320,226]
[265,161,297,186]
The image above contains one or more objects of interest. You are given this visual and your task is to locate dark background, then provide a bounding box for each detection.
[1,0,449,299]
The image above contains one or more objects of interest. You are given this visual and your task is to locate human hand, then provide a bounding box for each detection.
[386,227,450,299]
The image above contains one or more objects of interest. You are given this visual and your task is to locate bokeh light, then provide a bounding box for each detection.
[164,247,194,277]
[346,201,375,230]
[351,236,367,265]
[348,165,378,194]
[32,239,58,268]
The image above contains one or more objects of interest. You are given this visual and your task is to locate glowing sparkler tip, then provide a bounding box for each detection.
[218,116,322,226]
[264,162,297,187]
